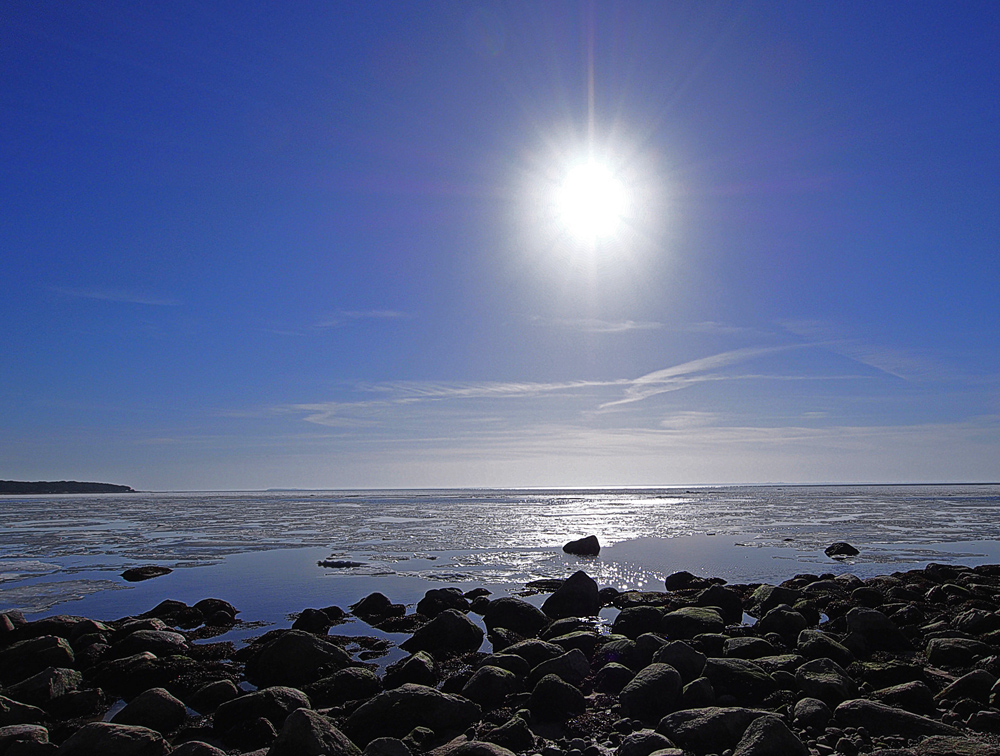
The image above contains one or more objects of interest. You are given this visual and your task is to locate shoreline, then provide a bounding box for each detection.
[4,561,1000,754]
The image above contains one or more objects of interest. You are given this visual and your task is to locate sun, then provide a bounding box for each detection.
[555,160,629,243]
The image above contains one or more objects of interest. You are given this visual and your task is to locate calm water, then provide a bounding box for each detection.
[2,485,1000,646]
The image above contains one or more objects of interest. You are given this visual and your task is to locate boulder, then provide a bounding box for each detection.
[874,681,936,714]
[723,637,777,660]
[447,742,517,756]
[562,536,600,556]
[170,743,228,756]
[925,637,991,667]
[461,666,518,709]
[696,584,743,625]
[245,630,352,687]
[756,605,807,641]
[417,588,470,618]
[214,686,312,733]
[616,730,677,756]
[792,697,832,729]
[345,684,481,747]
[188,679,240,714]
[797,629,855,667]
[305,667,382,708]
[0,696,45,727]
[267,707,362,756]
[702,658,777,705]
[913,736,1000,756]
[481,716,534,752]
[549,630,600,657]
[845,608,912,652]
[402,609,484,656]
[363,738,411,756]
[0,637,74,683]
[483,598,549,638]
[541,571,600,619]
[292,609,333,634]
[528,674,585,720]
[0,724,49,752]
[526,648,590,688]
[502,639,563,668]
[4,666,81,708]
[57,722,168,756]
[746,585,802,618]
[681,676,715,708]
[112,630,188,658]
[651,641,706,684]
[664,571,711,591]
[594,638,640,670]
[121,566,173,582]
[350,593,405,621]
[595,663,635,693]
[384,652,437,689]
[833,698,961,737]
[656,707,767,753]
[618,663,682,723]
[935,669,997,704]
[825,542,860,558]
[478,654,530,680]
[661,607,724,639]
[733,714,809,756]
[613,607,665,640]
[111,687,187,733]
[794,657,858,706]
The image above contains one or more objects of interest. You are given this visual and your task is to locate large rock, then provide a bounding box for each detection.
[461,666,518,710]
[417,588,470,618]
[913,736,1000,756]
[792,697,832,729]
[214,686,312,733]
[384,652,437,689]
[795,657,858,706]
[502,639,563,668]
[833,699,961,737]
[652,641,706,684]
[188,679,240,714]
[482,717,534,752]
[825,542,859,558]
[542,571,600,619]
[268,707,362,756]
[746,585,802,618]
[483,598,549,639]
[875,681,936,714]
[111,687,187,733]
[845,608,912,652]
[756,605,807,641]
[616,729,677,756]
[723,637,777,660]
[112,630,189,658]
[528,674,585,720]
[345,684,481,747]
[697,584,743,625]
[401,609,484,656]
[618,663,682,723]
[595,663,635,694]
[57,722,168,756]
[171,743,228,756]
[448,742,518,756]
[4,666,81,708]
[661,607,724,639]
[305,667,382,708]
[562,536,600,556]
[657,707,767,753]
[245,630,352,687]
[702,658,777,705]
[0,724,49,752]
[0,636,74,684]
[733,714,809,756]
[0,696,45,727]
[797,629,855,667]
[925,637,991,667]
[613,607,665,640]
[526,648,590,688]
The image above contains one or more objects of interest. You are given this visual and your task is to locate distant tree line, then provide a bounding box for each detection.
[0,480,135,494]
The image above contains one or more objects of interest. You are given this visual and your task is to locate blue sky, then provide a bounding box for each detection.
[3,1,999,490]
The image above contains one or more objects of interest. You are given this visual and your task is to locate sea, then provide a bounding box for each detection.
[2,484,999,664]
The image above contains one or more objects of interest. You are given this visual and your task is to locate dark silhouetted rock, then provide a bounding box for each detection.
[502,639,564,668]
[4,667,81,708]
[833,698,961,737]
[268,707,362,756]
[664,571,710,591]
[170,742,228,756]
[482,716,534,752]
[845,608,911,652]
[825,542,860,558]
[652,641,706,684]
[57,722,168,756]
[0,724,49,753]
[385,651,437,689]
[797,629,855,667]
[112,629,188,658]
[661,607,724,639]
[792,697,832,729]
[619,663,682,723]
[562,536,600,556]
[529,674,585,720]
[305,667,382,708]
[595,662,634,694]
[292,609,333,634]
[874,681,936,714]
[111,687,187,733]
[795,657,858,706]
[697,584,743,625]
[461,666,518,709]
[345,684,481,747]
[213,686,311,733]
[656,707,767,754]
[0,696,45,727]
[541,571,600,619]
[245,630,352,687]
[613,607,665,640]
[188,679,240,714]
[121,566,173,582]
[925,637,991,667]
[702,658,776,705]
[526,648,590,689]
[0,636,74,684]
[616,729,677,756]
[417,588,470,618]
[732,714,809,756]
[400,609,483,656]
[483,598,549,638]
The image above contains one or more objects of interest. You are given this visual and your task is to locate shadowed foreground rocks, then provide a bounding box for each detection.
[6,562,1000,755]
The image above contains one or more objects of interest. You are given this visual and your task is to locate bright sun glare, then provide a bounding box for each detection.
[555,161,628,242]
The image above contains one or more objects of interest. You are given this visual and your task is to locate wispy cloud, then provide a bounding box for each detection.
[50,286,182,307]
[601,346,798,408]
[315,310,413,328]
[533,317,757,336]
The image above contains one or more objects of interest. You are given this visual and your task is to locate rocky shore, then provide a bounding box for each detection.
[4,559,1000,755]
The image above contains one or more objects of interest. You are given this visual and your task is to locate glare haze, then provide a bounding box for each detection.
[3,2,999,490]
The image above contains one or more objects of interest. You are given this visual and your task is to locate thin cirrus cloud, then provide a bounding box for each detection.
[50,286,182,307]
[532,317,758,336]
[314,310,413,328]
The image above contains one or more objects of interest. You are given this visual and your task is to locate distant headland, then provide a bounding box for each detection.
[0,480,136,494]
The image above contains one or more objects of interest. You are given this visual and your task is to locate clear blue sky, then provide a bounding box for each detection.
[3,1,998,490]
